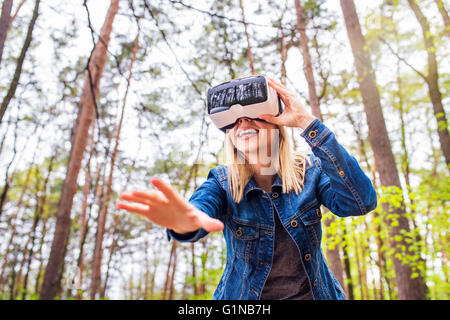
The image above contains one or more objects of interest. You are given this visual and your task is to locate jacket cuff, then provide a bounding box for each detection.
[166,228,203,243]
[300,118,332,148]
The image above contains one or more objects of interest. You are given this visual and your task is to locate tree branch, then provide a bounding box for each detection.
[379,37,428,81]
[167,0,330,32]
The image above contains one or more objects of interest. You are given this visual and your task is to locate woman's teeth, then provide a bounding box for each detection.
[237,129,258,137]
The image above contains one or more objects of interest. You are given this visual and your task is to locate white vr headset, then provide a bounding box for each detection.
[207,75,283,132]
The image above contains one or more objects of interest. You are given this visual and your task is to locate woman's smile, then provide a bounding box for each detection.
[236,127,259,140]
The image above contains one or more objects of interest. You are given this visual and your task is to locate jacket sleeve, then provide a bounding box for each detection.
[301,118,377,217]
[166,166,227,242]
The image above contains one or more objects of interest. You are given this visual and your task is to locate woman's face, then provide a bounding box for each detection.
[228,117,279,165]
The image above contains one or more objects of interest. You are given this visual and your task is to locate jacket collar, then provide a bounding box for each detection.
[244,174,282,200]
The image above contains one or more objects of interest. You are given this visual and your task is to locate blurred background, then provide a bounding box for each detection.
[0,0,448,300]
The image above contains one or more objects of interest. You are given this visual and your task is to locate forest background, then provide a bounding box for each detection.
[0,0,448,300]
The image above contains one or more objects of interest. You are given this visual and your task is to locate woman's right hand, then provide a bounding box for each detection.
[116,177,224,234]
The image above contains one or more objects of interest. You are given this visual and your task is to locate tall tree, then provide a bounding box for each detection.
[0,0,40,124]
[39,0,119,300]
[0,115,19,216]
[90,33,139,299]
[294,0,321,119]
[406,0,450,168]
[21,151,56,299]
[293,0,345,291]
[339,0,427,299]
[75,124,95,299]
[341,224,355,299]
[0,0,13,67]
[238,0,255,75]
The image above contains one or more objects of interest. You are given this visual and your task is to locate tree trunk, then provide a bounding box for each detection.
[342,224,354,299]
[191,243,199,296]
[143,223,151,300]
[0,118,19,216]
[0,0,40,124]
[323,216,346,290]
[353,230,364,299]
[239,0,255,75]
[199,238,210,295]
[340,0,427,300]
[395,62,427,275]
[100,214,121,299]
[39,0,119,300]
[374,220,385,300]
[280,26,287,84]
[34,216,48,294]
[407,0,450,168]
[0,0,13,67]
[22,151,56,299]
[168,245,178,300]
[0,140,39,289]
[433,0,450,37]
[278,14,298,151]
[75,124,95,299]
[294,0,345,289]
[294,0,321,119]
[90,33,138,299]
[360,224,370,299]
[345,109,387,300]
[162,242,177,299]
[8,251,18,299]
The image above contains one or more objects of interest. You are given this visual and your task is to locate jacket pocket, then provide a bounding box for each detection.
[299,205,323,247]
[299,205,323,225]
[227,219,259,261]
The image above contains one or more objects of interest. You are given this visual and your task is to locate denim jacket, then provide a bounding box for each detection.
[167,119,377,300]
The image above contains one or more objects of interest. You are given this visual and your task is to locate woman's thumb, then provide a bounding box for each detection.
[259,114,280,125]
[198,212,224,233]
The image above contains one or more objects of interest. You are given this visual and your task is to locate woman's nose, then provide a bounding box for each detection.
[237,117,251,125]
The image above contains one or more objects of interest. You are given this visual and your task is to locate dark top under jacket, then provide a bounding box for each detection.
[260,204,313,300]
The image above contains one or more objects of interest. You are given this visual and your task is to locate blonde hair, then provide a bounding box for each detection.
[224,125,310,203]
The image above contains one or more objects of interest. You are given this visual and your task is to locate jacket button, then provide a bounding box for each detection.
[316,208,321,218]
[272,192,279,198]
[236,227,243,237]
[305,253,311,261]
[308,130,318,139]
[313,279,317,286]
[339,170,345,177]
[290,220,298,228]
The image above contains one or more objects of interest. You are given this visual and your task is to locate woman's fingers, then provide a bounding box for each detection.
[150,177,181,202]
[116,201,150,215]
[119,192,153,206]
[130,190,167,204]
[258,113,283,125]
[268,78,293,97]
[267,77,287,90]
[267,79,293,109]
[196,211,224,233]
[117,178,222,233]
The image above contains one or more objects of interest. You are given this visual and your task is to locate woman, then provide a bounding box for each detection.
[117,78,377,300]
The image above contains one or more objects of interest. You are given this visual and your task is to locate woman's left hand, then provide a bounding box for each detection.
[259,78,317,129]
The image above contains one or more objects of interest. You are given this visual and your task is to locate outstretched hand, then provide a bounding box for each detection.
[116,178,224,234]
[259,77,317,129]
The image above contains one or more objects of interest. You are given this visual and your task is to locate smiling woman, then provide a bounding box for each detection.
[0,0,447,303]
[225,117,308,201]
[117,76,378,300]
